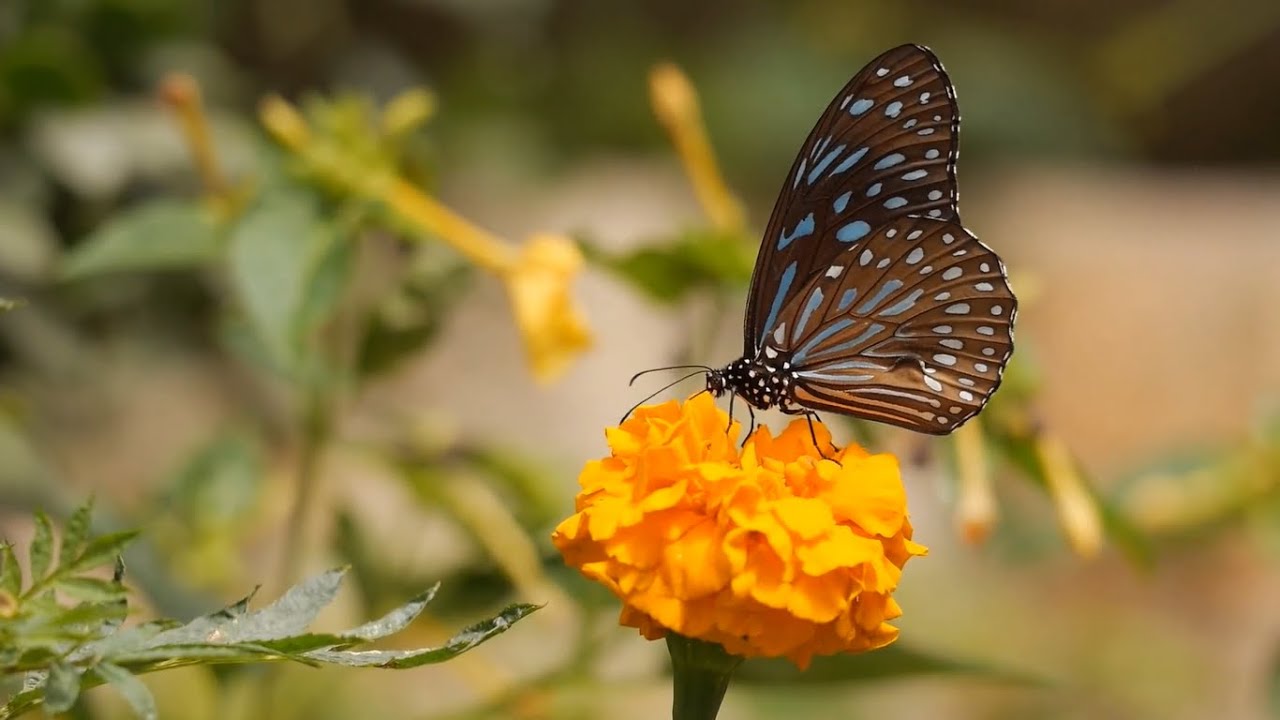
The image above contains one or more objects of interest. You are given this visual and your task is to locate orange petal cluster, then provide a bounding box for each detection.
[552,393,927,668]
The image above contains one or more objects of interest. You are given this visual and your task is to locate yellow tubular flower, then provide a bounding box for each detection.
[552,394,926,669]
[954,420,997,544]
[158,74,225,193]
[258,95,593,383]
[649,62,746,234]
[1037,434,1104,558]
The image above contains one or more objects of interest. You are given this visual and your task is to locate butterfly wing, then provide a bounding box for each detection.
[745,44,962,356]
[763,216,1015,434]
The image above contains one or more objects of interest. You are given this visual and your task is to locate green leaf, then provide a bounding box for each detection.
[733,643,1049,686]
[61,200,220,280]
[43,661,82,712]
[54,576,127,603]
[148,568,344,646]
[339,585,438,641]
[164,433,261,529]
[228,190,345,374]
[60,498,93,569]
[302,602,538,668]
[94,662,157,720]
[64,530,139,574]
[356,251,473,377]
[583,230,754,304]
[28,511,55,585]
[1,542,20,596]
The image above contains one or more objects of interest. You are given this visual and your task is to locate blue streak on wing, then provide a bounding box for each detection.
[837,221,870,242]
[832,147,869,175]
[800,358,882,382]
[797,322,886,364]
[856,279,904,314]
[793,157,807,189]
[759,261,798,347]
[793,286,825,342]
[792,318,855,364]
[878,288,924,317]
[849,98,874,115]
[833,191,852,213]
[873,153,905,170]
[837,288,858,312]
[777,212,815,250]
[807,144,847,184]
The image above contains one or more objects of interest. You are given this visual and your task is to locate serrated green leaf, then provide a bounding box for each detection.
[55,576,127,603]
[148,568,344,647]
[28,512,55,585]
[113,642,308,668]
[61,200,221,280]
[65,530,139,574]
[53,598,129,630]
[1,542,20,596]
[94,662,157,720]
[61,499,94,569]
[43,661,82,712]
[340,584,438,642]
[228,191,346,374]
[733,642,1049,687]
[303,602,538,668]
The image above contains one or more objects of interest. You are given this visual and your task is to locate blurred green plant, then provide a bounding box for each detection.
[0,500,537,719]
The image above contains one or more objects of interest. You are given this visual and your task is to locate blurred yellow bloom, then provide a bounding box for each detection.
[503,234,593,384]
[259,94,593,383]
[954,420,997,544]
[1037,434,1104,558]
[552,394,926,669]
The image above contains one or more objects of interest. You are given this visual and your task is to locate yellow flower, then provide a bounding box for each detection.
[552,394,927,669]
[503,233,593,384]
[259,94,594,383]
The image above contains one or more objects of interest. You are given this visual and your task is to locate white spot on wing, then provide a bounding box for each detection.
[826,265,844,278]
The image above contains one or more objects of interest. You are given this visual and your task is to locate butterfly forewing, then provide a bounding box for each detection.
[763,216,1015,434]
[745,44,961,355]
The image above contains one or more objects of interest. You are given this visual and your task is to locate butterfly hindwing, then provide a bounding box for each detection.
[762,216,1015,434]
[745,44,961,355]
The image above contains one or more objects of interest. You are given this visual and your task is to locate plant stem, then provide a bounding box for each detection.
[666,634,742,720]
[280,384,332,585]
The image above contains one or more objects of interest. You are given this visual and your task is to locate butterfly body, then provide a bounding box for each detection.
[706,44,1017,435]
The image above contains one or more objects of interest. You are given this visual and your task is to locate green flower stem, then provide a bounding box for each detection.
[666,634,743,720]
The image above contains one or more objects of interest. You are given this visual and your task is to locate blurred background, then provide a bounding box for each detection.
[2,0,1279,718]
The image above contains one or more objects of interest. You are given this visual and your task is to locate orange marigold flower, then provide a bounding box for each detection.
[552,393,927,669]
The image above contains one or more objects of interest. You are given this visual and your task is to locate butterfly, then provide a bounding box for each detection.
[703,44,1017,435]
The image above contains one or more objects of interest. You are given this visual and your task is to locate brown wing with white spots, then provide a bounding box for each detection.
[761,216,1015,434]
[745,44,961,356]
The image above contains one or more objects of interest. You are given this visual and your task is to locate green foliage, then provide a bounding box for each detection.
[0,501,539,719]
[227,189,349,376]
[582,229,755,304]
[60,200,222,280]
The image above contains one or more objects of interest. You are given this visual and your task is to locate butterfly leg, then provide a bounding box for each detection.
[742,402,757,447]
[725,391,737,434]
[803,412,839,463]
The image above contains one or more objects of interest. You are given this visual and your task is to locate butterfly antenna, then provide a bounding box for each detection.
[629,365,714,387]
[620,370,708,423]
